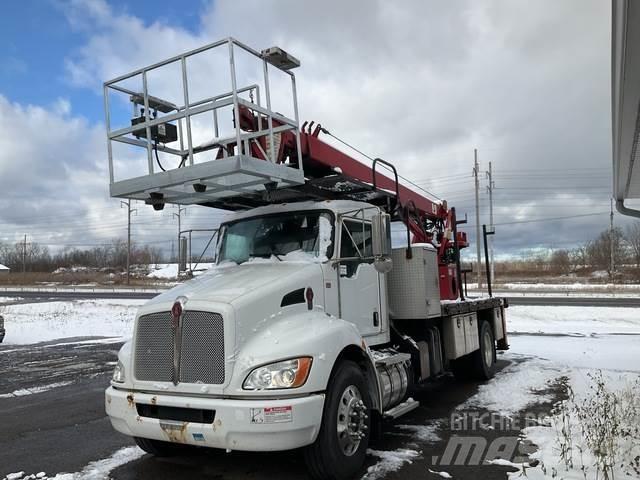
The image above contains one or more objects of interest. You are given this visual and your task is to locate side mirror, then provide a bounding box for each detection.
[372,213,393,273]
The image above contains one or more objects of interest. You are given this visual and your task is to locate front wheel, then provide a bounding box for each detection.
[304,361,371,480]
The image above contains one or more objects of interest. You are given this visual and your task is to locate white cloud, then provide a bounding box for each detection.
[0,0,622,256]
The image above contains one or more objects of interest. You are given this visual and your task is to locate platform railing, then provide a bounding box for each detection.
[103,38,303,199]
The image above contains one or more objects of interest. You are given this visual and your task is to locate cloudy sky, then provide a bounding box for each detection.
[0,0,624,260]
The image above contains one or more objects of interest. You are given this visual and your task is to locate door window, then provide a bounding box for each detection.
[339,220,373,277]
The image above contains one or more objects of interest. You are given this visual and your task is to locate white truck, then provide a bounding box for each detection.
[103,39,508,480]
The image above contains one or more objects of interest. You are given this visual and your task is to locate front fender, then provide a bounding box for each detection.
[227,311,367,396]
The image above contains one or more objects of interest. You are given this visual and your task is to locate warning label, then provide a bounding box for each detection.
[250,406,293,424]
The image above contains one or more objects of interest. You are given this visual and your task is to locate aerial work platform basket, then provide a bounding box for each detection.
[103,38,304,210]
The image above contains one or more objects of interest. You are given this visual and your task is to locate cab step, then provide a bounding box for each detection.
[383,397,420,420]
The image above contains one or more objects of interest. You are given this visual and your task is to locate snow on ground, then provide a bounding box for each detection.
[464,304,640,480]
[485,289,640,298]
[0,297,21,303]
[469,282,640,291]
[1,446,144,480]
[0,381,74,399]
[507,304,640,335]
[146,262,214,279]
[2,294,639,478]
[0,299,144,345]
[146,263,179,279]
[460,356,564,417]
[510,334,640,372]
[363,449,421,480]
[512,367,640,480]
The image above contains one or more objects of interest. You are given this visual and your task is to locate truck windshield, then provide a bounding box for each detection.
[218,211,333,264]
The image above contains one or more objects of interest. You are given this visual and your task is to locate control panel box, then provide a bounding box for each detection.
[387,245,441,319]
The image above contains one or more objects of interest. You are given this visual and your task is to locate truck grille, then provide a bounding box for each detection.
[134,311,225,384]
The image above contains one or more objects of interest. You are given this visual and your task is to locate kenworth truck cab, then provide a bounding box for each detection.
[103,39,508,479]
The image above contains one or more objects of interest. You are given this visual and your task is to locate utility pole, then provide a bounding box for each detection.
[22,234,27,274]
[473,149,482,288]
[173,207,186,266]
[486,161,495,283]
[121,200,137,285]
[610,197,615,276]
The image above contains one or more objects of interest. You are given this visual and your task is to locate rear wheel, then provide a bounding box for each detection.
[471,321,496,380]
[304,361,371,480]
[451,321,496,381]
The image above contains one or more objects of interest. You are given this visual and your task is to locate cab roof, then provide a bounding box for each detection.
[224,200,381,223]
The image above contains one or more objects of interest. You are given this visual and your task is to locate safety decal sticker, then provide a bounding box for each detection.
[250,406,293,424]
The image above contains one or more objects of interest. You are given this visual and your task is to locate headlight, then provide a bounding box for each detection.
[243,357,312,390]
[112,360,126,383]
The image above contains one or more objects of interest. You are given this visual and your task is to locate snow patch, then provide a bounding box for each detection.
[460,357,563,417]
[486,458,533,468]
[319,215,333,258]
[427,468,453,478]
[2,446,145,480]
[146,262,215,279]
[0,381,73,398]
[5,473,25,480]
[1,299,143,344]
[363,448,421,480]
[508,305,640,336]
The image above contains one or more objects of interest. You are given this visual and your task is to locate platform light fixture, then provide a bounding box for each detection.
[261,46,301,70]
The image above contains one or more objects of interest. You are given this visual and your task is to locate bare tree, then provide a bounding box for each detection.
[625,222,640,268]
[587,228,626,275]
[550,249,571,274]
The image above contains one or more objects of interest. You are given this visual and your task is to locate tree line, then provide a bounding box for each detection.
[496,223,640,278]
[0,239,164,273]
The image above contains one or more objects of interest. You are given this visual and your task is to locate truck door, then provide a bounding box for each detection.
[338,219,382,336]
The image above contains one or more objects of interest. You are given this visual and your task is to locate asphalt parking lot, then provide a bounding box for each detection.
[0,336,558,480]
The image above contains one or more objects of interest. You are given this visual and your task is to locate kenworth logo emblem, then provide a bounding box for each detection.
[171,296,187,384]
[171,301,182,329]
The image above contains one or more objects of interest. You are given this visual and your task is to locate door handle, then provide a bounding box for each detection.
[373,311,379,327]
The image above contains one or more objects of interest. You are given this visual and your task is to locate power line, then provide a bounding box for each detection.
[466,211,608,228]
[318,128,442,201]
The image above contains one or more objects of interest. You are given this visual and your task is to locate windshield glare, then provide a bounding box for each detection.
[218,212,333,264]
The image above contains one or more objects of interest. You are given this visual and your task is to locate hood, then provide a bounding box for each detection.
[148,260,323,308]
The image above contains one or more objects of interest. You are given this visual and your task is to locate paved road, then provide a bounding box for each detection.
[0,290,159,301]
[504,296,640,307]
[4,288,640,307]
[0,338,555,480]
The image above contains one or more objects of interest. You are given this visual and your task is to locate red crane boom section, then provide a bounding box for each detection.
[302,133,443,220]
[238,107,467,300]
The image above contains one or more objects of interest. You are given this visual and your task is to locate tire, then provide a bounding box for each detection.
[304,361,372,480]
[134,436,188,456]
[471,320,496,380]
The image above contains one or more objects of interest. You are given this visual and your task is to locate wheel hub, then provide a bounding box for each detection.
[336,385,368,456]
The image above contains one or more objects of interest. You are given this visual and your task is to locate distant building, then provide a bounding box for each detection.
[0,264,9,275]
